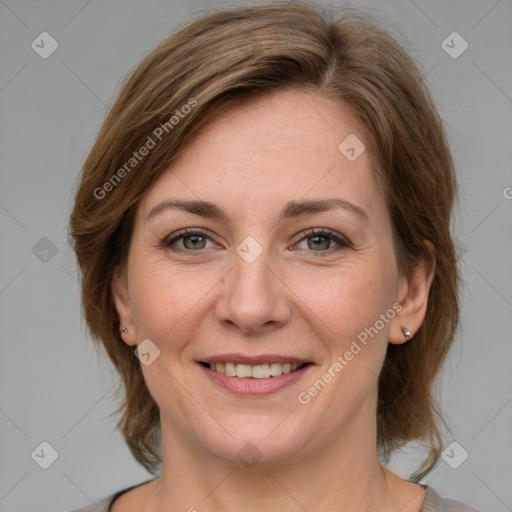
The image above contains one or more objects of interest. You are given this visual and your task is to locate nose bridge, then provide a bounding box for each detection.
[235,240,272,293]
[216,235,290,333]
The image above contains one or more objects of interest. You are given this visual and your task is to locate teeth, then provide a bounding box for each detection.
[207,362,303,378]
[224,362,236,376]
[236,364,253,378]
[269,363,282,376]
[252,364,270,379]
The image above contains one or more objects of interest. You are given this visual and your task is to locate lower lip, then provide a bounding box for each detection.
[198,363,314,396]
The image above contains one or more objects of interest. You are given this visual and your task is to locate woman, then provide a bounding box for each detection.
[69,2,479,511]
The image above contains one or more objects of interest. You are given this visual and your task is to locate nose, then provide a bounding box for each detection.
[215,245,291,334]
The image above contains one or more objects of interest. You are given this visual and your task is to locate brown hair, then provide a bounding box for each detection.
[69,1,459,481]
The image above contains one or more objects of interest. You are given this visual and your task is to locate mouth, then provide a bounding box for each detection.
[197,356,314,396]
[199,361,310,378]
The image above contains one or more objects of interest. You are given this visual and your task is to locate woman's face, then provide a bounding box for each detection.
[113,89,415,466]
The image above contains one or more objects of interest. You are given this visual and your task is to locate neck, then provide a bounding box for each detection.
[147,407,401,512]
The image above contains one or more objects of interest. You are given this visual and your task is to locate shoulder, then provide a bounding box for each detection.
[422,486,483,512]
[67,481,481,512]
[67,478,158,512]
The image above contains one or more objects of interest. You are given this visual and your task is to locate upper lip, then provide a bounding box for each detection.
[198,354,312,365]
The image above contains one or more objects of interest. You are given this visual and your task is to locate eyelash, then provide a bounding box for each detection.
[162,227,352,257]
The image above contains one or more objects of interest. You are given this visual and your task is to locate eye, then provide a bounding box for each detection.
[293,228,351,254]
[163,228,217,254]
[162,227,351,256]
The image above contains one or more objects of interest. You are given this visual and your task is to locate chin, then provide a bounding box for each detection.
[196,415,312,467]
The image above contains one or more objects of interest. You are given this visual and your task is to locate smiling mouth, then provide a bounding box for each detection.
[200,361,311,378]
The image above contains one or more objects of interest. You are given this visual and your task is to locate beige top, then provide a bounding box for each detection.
[68,482,481,512]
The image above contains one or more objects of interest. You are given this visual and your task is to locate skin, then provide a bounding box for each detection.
[111,89,434,512]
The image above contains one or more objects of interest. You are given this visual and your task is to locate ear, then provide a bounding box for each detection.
[111,264,137,346]
[389,241,435,345]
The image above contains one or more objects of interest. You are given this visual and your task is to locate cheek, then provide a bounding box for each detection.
[127,251,231,373]
[126,256,212,420]
[303,264,394,341]
[127,254,204,345]
[298,260,397,388]
[295,269,395,416]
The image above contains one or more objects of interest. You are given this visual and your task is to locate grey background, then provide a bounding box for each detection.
[1,0,511,511]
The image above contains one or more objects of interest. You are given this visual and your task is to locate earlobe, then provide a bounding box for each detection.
[390,242,435,345]
[111,265,137,346]
[401,325,412,339]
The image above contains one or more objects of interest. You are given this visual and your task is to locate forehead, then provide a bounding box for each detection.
[138,89,384,224]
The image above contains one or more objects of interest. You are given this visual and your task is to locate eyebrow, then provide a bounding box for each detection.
[145,197,369,224]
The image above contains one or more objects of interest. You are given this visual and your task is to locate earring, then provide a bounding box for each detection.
[120,327,128,334]
[401,326,412,339]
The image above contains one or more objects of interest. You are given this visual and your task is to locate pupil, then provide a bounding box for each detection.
[185,235,205,249]
[309,235,329,250]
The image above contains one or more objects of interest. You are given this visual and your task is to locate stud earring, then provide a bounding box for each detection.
[120,327,128,334]
[401,326,412,339]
